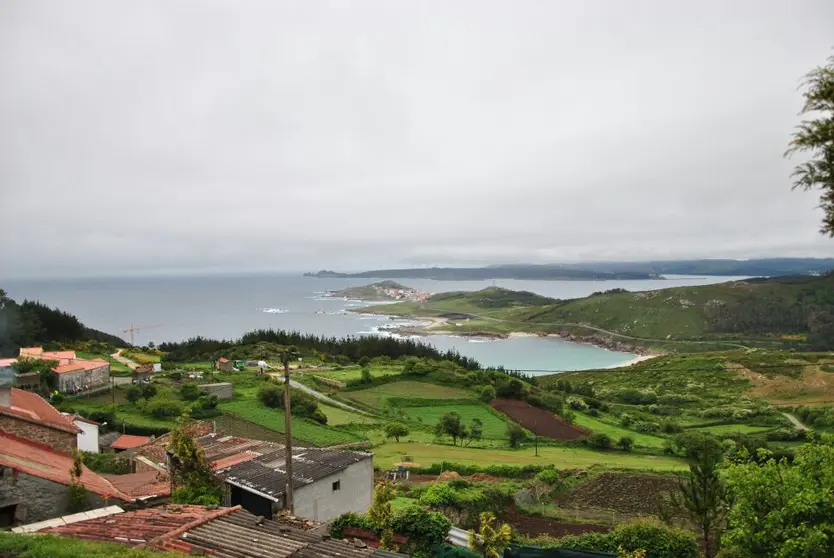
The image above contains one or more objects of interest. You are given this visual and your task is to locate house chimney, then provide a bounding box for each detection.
[0,384,11,408]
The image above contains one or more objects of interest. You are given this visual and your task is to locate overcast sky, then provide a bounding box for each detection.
[1,1,833,279]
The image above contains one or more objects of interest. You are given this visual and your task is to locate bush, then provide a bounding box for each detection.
[330,512,376,539]
[413,462,546,478]
[567,396,589,411]
[618,388,658,405]
[661,420,683,434]
[556,518,699,558]
[310,407,328,425]
[617,436,634,452]
[179,383,201,402]
[392,506,451,556]
[146,398,183,418]
[587,408,600,417]
[125,385,141,404]
[507,423,529,448]
[361,367,373,384]
[620,413,634,427]
[634,421,661,434]
[534,467,562,486]
[479,385,497,403]
[587,433,613,450]
[258,383,284,408]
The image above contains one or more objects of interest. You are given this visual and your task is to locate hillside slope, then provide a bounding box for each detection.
[0,288,127,356]
[363,275,834,350]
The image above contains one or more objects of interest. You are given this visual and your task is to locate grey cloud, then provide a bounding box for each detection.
[1,0,833,278]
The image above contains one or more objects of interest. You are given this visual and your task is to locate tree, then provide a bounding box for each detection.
[468,418,483,445]
[506,423,528,448]
[385,422,409,443]
[479,385,496,403]
[722,437,834,557]
[258,383,283,407]
[469,512,512,558]
[179,383,201,401]
[588,432,613,450]
[435,412,468,446]
[67,450,89,513]
[125,385,142,404]
[617,436,635,452]
[368,481,398,551]
[785,54,834,236]
[671,441,726,558]
[140,383,157,401]
[168,419,221,506]
[361,366,373,384]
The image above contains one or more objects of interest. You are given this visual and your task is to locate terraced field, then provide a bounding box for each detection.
[401,404,510,439]
[345,381,472,409]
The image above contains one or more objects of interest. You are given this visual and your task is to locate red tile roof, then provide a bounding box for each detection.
[110,434,152,450]
[0,432,131,500]
[103,470,170,499]
[0,358,17,367]
[19,347,44,358]
[53,358,109,375]
[41,505,226,544]
[42,350,77,361]
[0,388,79,434]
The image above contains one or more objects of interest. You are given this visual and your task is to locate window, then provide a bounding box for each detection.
[332,480,341,491]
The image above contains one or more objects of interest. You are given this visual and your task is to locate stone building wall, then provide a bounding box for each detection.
[0,415,76,452]
[0,469,105,524]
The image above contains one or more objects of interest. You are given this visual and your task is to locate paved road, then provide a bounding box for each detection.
[269,373,369,415]
[111,350,138,370]
[782,412,809,431]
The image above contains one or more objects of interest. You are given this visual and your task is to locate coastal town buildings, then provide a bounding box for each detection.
[6,348,111,394]
[0,386,79,452]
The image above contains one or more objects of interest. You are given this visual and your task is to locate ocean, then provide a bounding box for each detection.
[2,274,747,373]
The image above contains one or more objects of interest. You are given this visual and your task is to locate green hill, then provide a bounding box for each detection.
[363,275,834,351]
[0,288,127,356]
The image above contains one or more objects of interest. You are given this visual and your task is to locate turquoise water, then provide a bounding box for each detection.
[3,274,746,372]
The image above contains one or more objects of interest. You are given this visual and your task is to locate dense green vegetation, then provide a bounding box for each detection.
[0,289,126,357]
[158,328,482,369]
[365,274,834,351]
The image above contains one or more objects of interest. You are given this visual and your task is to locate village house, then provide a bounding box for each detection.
[0,431,132,526]
[109,434,152,452]
[64,414,101,453]
[220,446,374,521]
[0,385,79,452]
[14,348,111,394]
[14,504,408,557]
[215,357,235,372]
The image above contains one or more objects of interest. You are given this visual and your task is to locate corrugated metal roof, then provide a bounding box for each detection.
[221,447,372,500]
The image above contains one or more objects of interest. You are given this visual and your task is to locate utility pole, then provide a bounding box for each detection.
[281,347,299,514]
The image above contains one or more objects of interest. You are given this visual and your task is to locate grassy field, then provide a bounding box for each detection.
[345,381,472,409]
[311,364,404,383]
[372,442,686,471]
[400,404,509,439]
[320,404,378,426]
[571,413,667,448]
[76,351,131,374]
[218,399,362,446]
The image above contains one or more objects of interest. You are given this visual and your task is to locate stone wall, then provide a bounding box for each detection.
[0,415,76,452]
[58,364,110,393]
[0,469,105,524]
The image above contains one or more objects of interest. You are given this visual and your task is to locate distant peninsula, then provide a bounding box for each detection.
[327,280,430,302]
[305,258,834,281]
[305,265,658,281]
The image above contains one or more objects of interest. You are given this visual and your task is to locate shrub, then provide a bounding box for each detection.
[661,420,683,434]
[507,423,529,448]
[556,518,699,558]
[634,421,661,434]
[620,413,634,427]
[257,383,283,408]
[147,398,183,418]
[535,467,562,486]
[567,396,589,411]
[587,433,613,450]
[125,385,141,404]
[310,407,328,425]
[330,512,376,539]
[479,385,497,403]
[361,367,373,384]
[618,388,658,405]
[179,383,201,401]
[587,408,600,417]
[393,506,451,556]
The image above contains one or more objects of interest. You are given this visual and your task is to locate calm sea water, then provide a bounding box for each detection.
[2,274,747,372]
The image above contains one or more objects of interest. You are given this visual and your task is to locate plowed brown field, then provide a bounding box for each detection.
[490,398,589,440]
